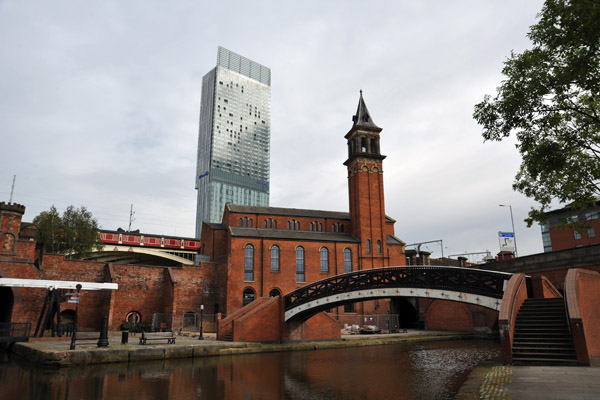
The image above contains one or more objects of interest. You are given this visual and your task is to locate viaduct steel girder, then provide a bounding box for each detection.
[284,266,512,321]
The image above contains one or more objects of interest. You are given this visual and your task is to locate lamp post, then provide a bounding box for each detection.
[499,204,518,257]
[199,280,209,340]
[69,284,82,350]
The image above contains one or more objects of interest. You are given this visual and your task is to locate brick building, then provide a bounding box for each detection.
[0,201,216,331]
[200,92,406,318]
[541,203,600,252]
[1,93,502,336]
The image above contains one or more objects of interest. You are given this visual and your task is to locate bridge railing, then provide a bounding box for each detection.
[285,266,511,311]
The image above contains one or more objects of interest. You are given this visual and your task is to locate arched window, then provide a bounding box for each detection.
[344,248,352,273]
[340,224,344,232]
[320,247,329,273]
[248,219,253,228]
[244,217,248,227]
[295,221,300,230]
[296,247,305,282]
[264,220,268,228]
[271,245,280,272]
[366,239,371,253]
[269,288,281,297]
[287,221,291,230]
[273,220,277,229]
[242,288,255,306]
[239,218,243,227]
[377,240,382,254]
[244,244,254,281]
[310,222,314,231]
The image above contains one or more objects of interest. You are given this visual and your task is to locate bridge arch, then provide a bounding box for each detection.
[84,245,195,266]
[284,266,511,322]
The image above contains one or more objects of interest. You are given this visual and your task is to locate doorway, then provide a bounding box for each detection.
[393,298,418,328]
[0,286,13,323]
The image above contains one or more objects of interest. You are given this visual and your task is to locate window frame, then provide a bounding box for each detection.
[271,245,280,272]
[296,246,305,282]
[244,244,254,281]
[344,248,352,273]
[320,247,329,273]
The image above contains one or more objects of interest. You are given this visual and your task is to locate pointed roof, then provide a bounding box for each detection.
[352,90,381,130]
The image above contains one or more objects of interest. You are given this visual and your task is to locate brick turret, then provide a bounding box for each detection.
[344,92,388,268]
[0,202,26,255]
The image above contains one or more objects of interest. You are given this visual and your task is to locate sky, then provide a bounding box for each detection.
[0,0,550,263]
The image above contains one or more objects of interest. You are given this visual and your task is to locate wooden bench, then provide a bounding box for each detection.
[74,331,101,344]
[139,331,176,345]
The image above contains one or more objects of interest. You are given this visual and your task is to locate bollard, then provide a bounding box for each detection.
[97,316,109,347]
[121,330,129,345]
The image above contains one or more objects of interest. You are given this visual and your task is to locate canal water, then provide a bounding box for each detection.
[0,340,499,399]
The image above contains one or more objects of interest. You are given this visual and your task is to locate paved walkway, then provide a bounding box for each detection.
[456,361,600,400]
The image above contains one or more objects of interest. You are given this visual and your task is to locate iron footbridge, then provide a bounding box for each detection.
[284,266,512,321]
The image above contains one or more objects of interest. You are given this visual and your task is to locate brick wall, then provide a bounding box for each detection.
[566,269,600,364]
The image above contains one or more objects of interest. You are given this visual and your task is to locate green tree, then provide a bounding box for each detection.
[473,0,600,226]
[33,205,102,258]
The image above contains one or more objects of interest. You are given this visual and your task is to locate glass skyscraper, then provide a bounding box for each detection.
[195,47,271,237]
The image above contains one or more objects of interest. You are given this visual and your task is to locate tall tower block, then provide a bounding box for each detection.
[344,92,388,268]
[195,47,271,238]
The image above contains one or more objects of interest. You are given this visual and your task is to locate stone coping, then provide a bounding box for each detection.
[11,330,475,367]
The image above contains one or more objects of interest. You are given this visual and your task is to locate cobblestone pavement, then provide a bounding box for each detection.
[478,365,512,399]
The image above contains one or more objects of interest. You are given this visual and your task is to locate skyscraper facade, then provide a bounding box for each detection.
[195,47,271,237]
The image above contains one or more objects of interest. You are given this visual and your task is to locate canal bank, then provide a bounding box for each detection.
[10,329,475,367]
[454,358,600,400]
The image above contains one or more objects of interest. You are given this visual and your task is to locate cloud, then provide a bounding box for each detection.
[0,0,546,261]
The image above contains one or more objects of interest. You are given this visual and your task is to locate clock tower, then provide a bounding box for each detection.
[345,91,388,268]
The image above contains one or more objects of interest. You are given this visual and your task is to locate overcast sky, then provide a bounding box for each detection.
[0,0,550,262]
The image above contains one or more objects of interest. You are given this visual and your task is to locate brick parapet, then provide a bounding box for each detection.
[531,276,562,298]
[498,273,529,364]
[565,268,600,365]
[232,296,282,342]
[482,245,600,275]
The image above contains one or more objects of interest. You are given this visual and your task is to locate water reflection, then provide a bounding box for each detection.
[0,340,499,400]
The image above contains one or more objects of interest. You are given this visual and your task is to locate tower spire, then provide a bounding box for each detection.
[352,90,380,130]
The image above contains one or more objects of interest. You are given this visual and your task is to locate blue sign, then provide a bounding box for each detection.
[198,171,209,179]
[499,232,514,238]
[257,180,269,187]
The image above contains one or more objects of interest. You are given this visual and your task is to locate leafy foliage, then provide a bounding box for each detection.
[473,0,600,226]
[33,205,102,258]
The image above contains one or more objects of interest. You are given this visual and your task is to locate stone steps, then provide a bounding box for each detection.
[512,298,577,365]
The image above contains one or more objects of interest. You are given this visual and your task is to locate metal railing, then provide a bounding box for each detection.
[330,314,400,333]
[0,322,31,342]
[285,266,511,311]
[151,313,223,333]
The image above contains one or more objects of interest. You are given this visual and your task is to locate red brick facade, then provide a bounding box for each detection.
[200,93,407,322]
[0,95,500,339]
[543,204,600,252]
